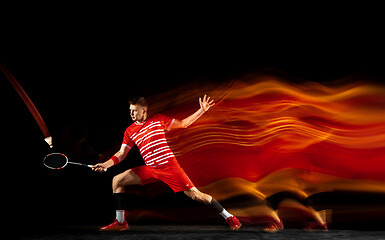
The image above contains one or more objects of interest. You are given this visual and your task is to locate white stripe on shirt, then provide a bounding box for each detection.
[139,139,168,154]
[145,152,174,163]
[132,122,161,141]
[136,130,164,145]
[143,147,172,160]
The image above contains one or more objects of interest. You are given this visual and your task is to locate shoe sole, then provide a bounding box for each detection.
[230,224,242,231]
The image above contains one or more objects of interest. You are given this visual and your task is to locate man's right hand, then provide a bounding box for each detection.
[92,162,112,173]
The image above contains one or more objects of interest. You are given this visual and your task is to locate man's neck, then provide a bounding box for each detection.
[135,114,148,124]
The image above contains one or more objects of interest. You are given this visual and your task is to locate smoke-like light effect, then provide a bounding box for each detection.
[128,76,385,225]
[155,77,385,189]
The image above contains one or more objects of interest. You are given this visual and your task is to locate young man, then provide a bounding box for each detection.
[92,95,241,231]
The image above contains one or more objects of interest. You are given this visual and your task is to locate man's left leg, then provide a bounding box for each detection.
[184,187,242,231]
[157,164,241,230]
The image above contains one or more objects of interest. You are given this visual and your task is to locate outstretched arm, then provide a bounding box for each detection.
[172,95,215,129]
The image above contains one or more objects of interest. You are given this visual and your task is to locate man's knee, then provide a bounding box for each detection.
[113,174,123,186]
[189,191,200,201]
[185,188,212,204]
[112,174,125,192]
[112,170,140,192]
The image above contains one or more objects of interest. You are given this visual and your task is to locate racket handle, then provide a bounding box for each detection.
[88,164,107,172]
[67,162,107,172]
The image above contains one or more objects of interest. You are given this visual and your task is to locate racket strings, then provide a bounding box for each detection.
[44,153,68,169]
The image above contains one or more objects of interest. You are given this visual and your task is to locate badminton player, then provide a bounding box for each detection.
[92,95,241,231]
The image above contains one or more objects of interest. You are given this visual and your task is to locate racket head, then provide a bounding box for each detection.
[43,153,69,170]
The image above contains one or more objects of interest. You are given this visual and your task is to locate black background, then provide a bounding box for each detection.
[2,4,385,233]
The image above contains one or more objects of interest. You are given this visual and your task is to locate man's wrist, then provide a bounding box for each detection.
[104,159,115,168]
[110,156,120,165]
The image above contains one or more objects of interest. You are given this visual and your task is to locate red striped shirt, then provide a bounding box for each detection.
[122,114,177,168]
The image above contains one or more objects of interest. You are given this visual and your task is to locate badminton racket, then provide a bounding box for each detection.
[43,153,107,172]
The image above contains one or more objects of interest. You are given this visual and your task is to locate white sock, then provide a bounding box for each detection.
[219,209,233,219]
[116,210,125,223]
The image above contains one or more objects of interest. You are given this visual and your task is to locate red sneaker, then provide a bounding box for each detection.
[226,216,242,231]
[100,219,129,231]
[263,219,284,233]
[304,222,328,231]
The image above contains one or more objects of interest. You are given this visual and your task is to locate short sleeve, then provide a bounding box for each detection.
[122,127,135,149]
[156,114,175,131]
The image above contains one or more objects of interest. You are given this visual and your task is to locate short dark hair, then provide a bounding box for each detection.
[129,96,148,108]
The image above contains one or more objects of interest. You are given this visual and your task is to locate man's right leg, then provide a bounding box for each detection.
[112,168,142,193]
[100,169,142,231]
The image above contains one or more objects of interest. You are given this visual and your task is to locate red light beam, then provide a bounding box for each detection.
[1,63,52,148]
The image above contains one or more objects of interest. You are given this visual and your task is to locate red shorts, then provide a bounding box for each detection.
[131,164,195,192]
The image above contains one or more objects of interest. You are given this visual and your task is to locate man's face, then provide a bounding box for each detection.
[130,104,147,122]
